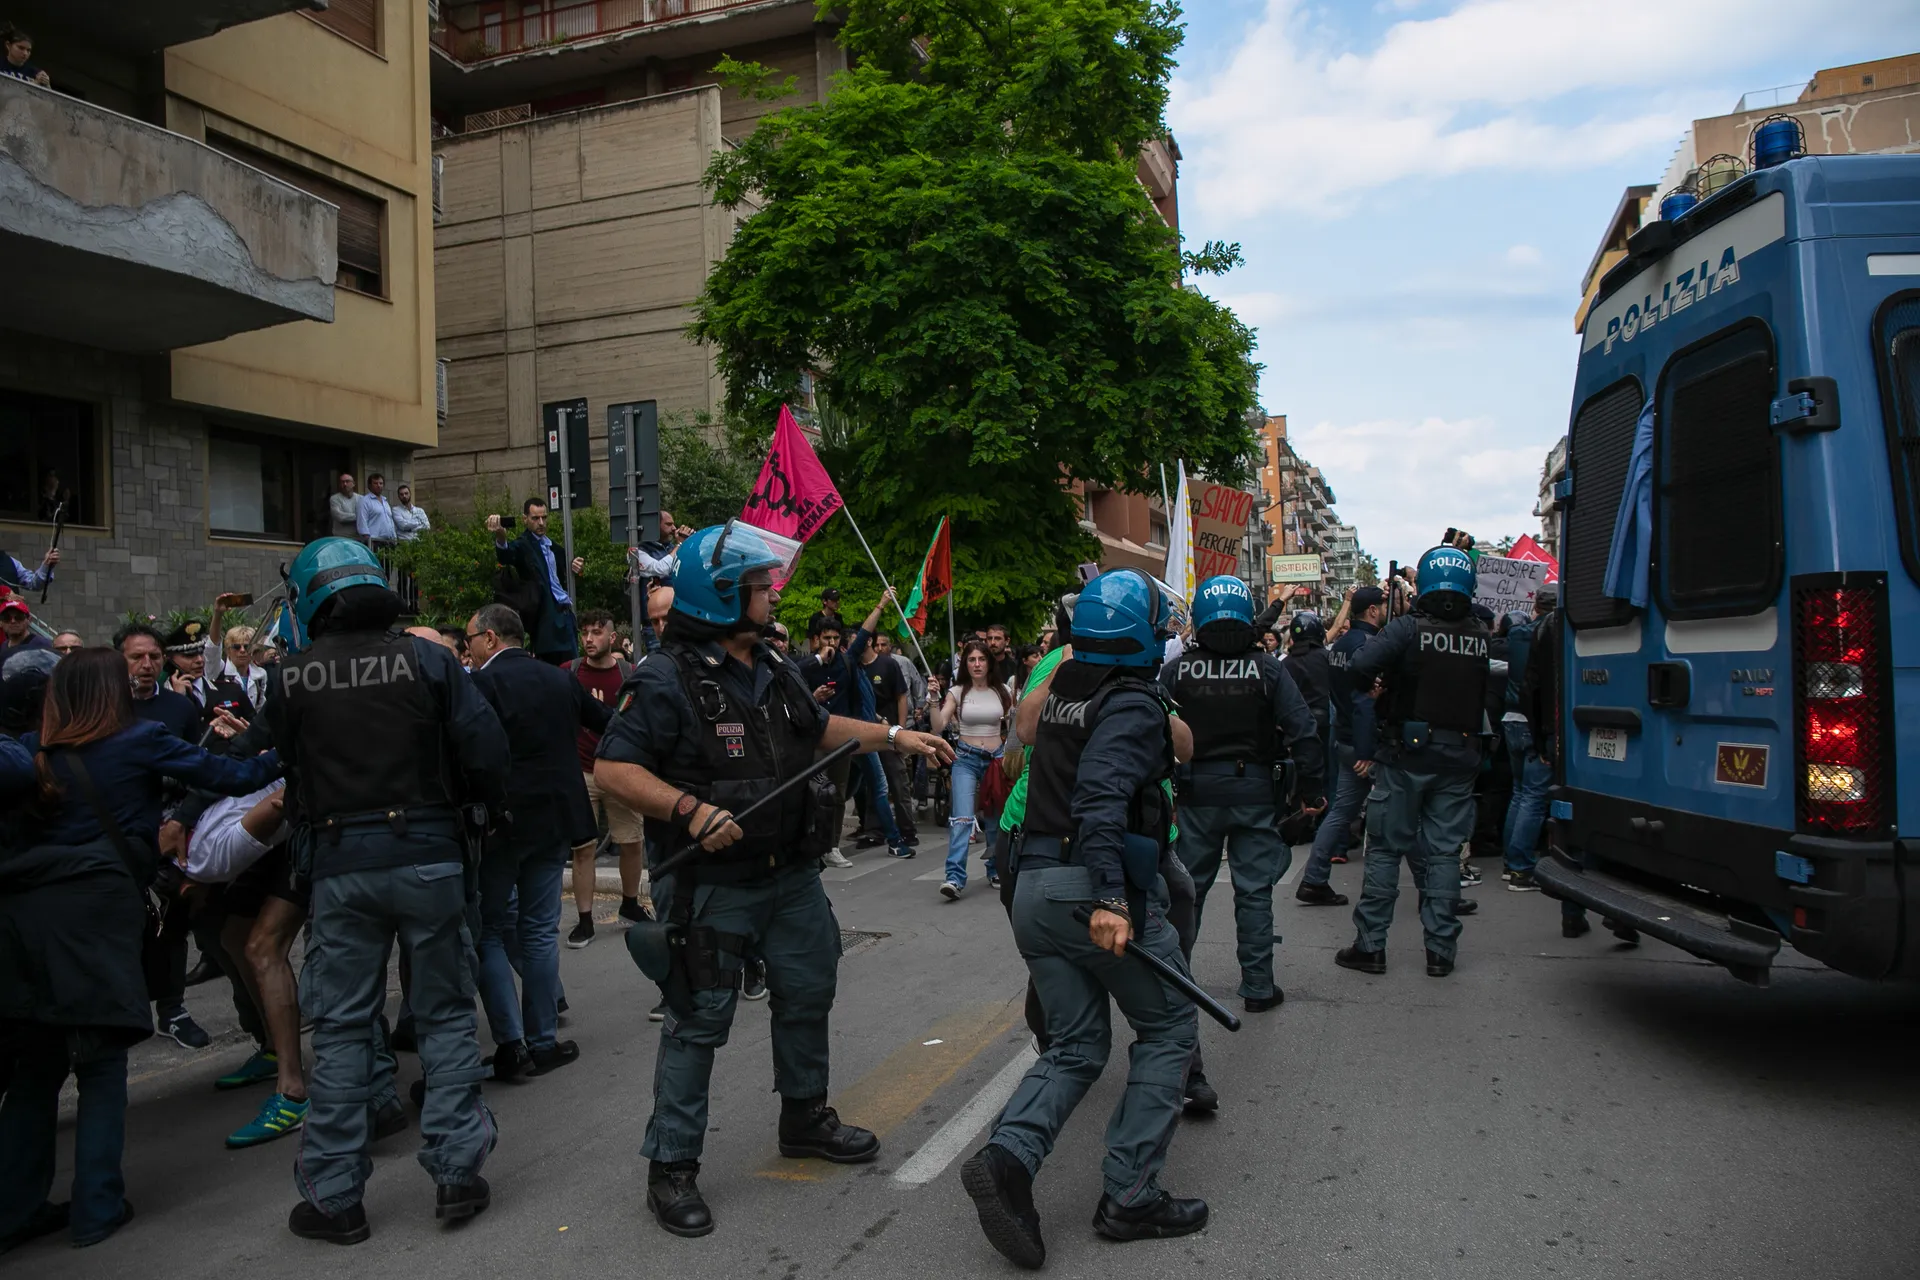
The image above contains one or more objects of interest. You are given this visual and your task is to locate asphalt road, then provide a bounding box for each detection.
[13,838,1920,1280]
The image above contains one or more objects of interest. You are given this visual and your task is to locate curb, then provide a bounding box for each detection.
[561,867,631,894]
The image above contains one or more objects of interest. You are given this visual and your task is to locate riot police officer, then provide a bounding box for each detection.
[962,568,1204,1269]
[592,521,951,1238]
[265,538,510,1244]
[1336,544,1491,978]
[1161,575,1326,1021]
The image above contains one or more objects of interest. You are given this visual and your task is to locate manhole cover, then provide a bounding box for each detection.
[840,929,890,955]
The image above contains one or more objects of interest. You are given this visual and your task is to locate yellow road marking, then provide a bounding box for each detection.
[754,1001,1020,1180]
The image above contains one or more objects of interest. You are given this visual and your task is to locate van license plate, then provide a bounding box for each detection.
[1588,727,1627,762]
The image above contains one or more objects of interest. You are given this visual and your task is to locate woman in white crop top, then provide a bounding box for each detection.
[930,640,1010,899]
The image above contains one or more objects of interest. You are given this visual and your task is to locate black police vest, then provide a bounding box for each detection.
[276,629,452,823]
[651,642,820,883]
[1385,614,1491,734]
[1170,648,1277,766]
[1024,661,1171,845]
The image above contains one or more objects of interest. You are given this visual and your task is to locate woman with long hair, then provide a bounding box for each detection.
[930,640,1010,900]
[0,648,279,1251]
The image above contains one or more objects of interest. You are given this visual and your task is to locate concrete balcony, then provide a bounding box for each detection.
[6,0,324,52]
[0,79,336,352]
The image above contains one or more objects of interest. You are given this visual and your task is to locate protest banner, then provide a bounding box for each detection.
[1190,481,1256,580]
[1474,553,1549,614]
[1507,533,1560,585]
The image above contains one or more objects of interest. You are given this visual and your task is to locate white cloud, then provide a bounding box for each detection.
[1289,415,1546,565]
[1170,0,1910,217]
[1505,243,1543,267]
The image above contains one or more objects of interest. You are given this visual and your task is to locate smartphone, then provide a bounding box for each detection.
[500,515,517,529]
[220,592,254,608]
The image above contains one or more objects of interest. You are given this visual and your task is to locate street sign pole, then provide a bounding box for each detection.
[627,453,643,644]
[556,404,577,602]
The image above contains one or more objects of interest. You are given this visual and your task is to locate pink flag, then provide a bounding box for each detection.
[1508,534,1560,585]
[739,405,844,581]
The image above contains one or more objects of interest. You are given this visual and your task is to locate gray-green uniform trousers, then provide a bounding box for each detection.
[641,863,841,1163]
[1351,762,1474,961]
[296,830,494,1213]
[988,861,1198,1205]
[1175,804,1289,1000]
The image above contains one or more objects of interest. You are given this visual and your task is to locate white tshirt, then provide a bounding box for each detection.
[185,780,289,884]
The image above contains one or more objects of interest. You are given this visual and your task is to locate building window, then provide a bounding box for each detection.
[209,430,351,543]
[206,134,387,297]
[308,0,380,52]
[0,390,101,526]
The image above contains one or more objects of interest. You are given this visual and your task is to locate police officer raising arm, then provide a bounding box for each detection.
[590,522,952,1239]
[264,539,510,1245]
[1335,545,1491,979]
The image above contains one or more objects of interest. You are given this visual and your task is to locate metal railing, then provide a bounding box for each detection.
[434,0,781,62]
[1734,81,1811,114]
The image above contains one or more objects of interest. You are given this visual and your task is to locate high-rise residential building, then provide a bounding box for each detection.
[0,1,438,636]
[1251,414,1357,614]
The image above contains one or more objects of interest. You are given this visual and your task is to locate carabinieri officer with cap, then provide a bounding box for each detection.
[962,567,1206,1270]
[592,521,953,1238]
[1335,545,1491,979]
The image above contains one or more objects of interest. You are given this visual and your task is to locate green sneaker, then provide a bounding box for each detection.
[226,1093,309,1148]
[215,1049,279,1092]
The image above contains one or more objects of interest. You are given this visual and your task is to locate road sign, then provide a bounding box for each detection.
[607,400,660,546]
[542,398,590,509]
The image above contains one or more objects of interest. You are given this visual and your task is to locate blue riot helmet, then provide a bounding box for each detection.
[1288,611,1325,646]
[1193,574,1256,654]
[670,519,803,627]
[1071,568,1170,668]
[285,538,387,651]
[1415,544,1476,601]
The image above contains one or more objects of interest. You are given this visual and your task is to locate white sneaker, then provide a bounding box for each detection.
[940,881,961,901]
[823,848,854,869]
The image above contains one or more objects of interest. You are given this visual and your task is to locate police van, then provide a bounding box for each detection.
[1536,135,1920,985]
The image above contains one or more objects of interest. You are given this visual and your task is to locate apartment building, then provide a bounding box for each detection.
[0,0,438,637]
[1252,414,1355,614]
[1577,51,1920,333]
[424,0,1188,536]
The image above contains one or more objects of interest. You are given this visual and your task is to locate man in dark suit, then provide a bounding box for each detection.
[465,603,611,1080]
[487,498,585,665]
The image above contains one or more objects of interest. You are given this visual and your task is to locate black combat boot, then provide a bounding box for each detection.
[488,1040,534,1083]
[288,1200,370,1245]
[1295,881,1349,906]
[530,1040,580,1075]
[1426,949,1454,977]
[435,1176,490,1222]
[647,1160,713,1237]
[1182,1068,1220,1116]
[1243,989,1284,1013]
[961,1143,1045,1269]
[1334,945,1386,974]
[777,1096,879,1163]
[1092,1190,1209,1241]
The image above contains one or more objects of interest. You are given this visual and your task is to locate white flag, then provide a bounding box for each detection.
[1165,460,1194,605]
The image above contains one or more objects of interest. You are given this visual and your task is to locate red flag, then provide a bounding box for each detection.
[739,405,844,585]
[1508,534,1560,585]
[902,516,951,635]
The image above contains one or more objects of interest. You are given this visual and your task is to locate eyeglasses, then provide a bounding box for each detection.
[227,642,249,651]
[464,629,484,641]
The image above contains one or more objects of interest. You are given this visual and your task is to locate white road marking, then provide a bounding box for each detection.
[892,1043,1039,1188]
[821,861,889,882]
[1279,846,1311,887]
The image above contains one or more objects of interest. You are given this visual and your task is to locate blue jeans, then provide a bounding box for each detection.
[0,1029,127,1243]
[1502,722,1553,876]
[1303,744,1371,887]
[477,830,566,1050]
[855,752,903,848]
[945,744,998,888]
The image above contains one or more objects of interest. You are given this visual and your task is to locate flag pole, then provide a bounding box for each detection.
[946,575,956,684]
[840,504,935,679]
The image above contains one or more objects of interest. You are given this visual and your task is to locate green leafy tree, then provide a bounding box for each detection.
[693,0,1259,637]
[657,409,768,530]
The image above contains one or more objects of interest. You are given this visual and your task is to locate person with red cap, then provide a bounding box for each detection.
[0,597,52,657]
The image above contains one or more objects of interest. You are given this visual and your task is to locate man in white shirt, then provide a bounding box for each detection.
[356,473,397,547]
[328,473,359,538]
[392,483,431,541]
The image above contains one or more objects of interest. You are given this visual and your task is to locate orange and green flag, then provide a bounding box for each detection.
[899,516,951,636]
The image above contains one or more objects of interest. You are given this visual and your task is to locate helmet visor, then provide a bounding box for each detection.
[713,518,804,583]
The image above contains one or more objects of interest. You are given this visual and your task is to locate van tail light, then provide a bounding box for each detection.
[1793,576,1892,836]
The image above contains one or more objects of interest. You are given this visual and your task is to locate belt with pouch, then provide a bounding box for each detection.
[314,804,461,842]
[1013,832,1160,892]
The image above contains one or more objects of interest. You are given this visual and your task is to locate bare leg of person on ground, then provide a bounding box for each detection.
[246,898,308,1100]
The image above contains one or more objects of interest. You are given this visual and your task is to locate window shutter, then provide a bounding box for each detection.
[310,0,379,50]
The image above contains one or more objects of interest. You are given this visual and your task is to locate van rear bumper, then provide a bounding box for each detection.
[1533,853,1782,985]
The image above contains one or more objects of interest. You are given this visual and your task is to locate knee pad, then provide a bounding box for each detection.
[310,1021,378,1051]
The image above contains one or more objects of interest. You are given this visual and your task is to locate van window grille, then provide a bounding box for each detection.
[1657,322,1782,617]
[1563,378,1642,630]
[1874,293,1920,585]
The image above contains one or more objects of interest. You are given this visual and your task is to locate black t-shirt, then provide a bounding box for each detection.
[862,654,906,725]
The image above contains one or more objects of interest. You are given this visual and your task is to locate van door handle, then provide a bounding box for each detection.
[1648,661,1691,709]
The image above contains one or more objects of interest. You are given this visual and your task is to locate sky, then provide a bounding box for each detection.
[1168,0,1912,571]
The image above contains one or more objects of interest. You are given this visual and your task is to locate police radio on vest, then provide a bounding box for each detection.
[1418,631,1487,658]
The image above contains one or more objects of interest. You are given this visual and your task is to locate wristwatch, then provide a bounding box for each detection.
[887,723,902,747]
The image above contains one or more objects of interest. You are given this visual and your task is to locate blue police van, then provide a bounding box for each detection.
[1535,138,1920,985]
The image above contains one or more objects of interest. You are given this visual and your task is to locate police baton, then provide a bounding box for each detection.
[1072,906,1242,1032]
[651,738,861,883]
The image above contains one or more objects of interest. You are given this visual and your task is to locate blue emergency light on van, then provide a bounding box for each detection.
[1536,153,1920,987]
[1659,189,1698,221]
